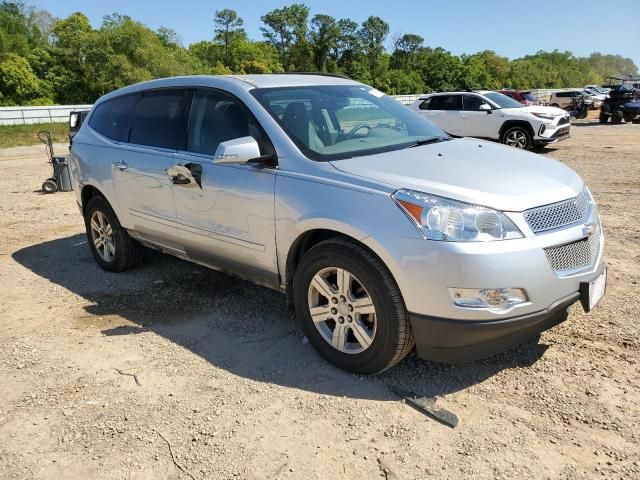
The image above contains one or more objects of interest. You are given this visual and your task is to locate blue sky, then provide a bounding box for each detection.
[34,0,640,67]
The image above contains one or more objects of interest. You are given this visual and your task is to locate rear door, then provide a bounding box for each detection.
[170,89,279,288]
[461,94,498,139]
[418,95,464,135]
[112,89,189,250]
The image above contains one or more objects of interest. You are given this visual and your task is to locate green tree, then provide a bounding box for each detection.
[0,1,30,55]
[260,4,310,71]
[391,33,424,70]
[0,52,39,104]
[213,9,244,68]
[309,14,339,72]
[359,16,389,87]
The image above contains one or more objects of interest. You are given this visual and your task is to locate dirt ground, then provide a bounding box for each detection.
[1,121,639,480]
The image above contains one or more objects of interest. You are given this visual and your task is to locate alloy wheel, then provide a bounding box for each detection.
[504,130,528,149]
[307,267,376,354]
[90,211,116,262]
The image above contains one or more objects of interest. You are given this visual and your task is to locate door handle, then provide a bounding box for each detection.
[166,164,201,188]
[113,161,128,171]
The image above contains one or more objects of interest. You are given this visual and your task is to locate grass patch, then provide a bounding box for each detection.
[0,123,69,149]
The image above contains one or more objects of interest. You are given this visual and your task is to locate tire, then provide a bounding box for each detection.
[293,238,414,374]
[623,114,634,123]
[42,179,57,193]
[84,196,143,272]
[598,111,608,123]
[611,110,623,125]
[500,125,533,150]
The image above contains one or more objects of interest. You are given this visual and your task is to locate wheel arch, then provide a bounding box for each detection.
[499,120,535,140]
[81,184,107,213]
[283,227,392,310]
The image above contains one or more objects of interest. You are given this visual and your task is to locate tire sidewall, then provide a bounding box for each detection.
[84,196,125,271]
[501,126,532,150]
[293,243,405,374]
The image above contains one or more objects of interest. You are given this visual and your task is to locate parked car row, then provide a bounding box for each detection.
[69,74,606,373]
[410,90,570,150]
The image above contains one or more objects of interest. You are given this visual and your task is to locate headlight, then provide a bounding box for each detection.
[532,112,557,120]
[392,189,523,241]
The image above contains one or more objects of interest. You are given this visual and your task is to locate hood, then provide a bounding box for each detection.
[519,105,568,116]
[329,138,583,212]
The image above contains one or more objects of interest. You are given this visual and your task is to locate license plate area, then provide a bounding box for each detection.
[579,267,607,312]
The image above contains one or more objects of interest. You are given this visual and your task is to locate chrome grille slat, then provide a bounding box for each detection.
[544,224,601,276]
[524,188,590,233]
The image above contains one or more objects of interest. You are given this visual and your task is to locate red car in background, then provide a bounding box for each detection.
[499,89,537,106]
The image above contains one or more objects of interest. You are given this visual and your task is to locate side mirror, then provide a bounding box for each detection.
[479,103,492,113]
[213,136,261,165]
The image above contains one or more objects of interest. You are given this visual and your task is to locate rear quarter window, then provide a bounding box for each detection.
[88,94,140,142]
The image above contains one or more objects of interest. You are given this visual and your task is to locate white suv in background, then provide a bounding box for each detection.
[411,91,570,149]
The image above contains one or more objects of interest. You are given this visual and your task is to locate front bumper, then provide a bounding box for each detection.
[409,262,604,362]
[536,122,570,145]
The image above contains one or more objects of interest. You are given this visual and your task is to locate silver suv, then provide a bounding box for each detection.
[70,74,606,374]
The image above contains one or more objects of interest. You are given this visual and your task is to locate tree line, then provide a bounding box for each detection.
[0,1,637,106]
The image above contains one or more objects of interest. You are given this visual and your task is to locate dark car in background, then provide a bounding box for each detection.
[499,89,537,106]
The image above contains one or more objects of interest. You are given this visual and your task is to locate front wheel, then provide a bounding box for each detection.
[611,110,623,124]
[501,126,532,150]
[84,196,143,272]
[599,111,608,123]
[293,239,414,374]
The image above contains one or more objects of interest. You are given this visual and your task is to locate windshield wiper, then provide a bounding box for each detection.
[406,136,452,148]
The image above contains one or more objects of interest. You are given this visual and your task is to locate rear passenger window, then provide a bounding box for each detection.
[89,94,140,142]
[130,90,187,149]
[187,90,262,155]
[427,95,462,110]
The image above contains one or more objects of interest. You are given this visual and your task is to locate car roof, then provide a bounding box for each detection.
[97,73,362,103]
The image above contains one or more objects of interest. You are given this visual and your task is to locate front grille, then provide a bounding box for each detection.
[557,115,570,126]
[544,224,601,275]
[524,188,591,233]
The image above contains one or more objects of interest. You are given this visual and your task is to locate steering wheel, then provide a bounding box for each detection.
[344,124,371,140]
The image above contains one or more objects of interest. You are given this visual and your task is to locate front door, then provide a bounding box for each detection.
[461,94,498,139]
[170,89,279,288]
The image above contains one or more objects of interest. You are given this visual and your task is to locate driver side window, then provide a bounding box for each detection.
[187,90,261,155]
[463,95,489,111]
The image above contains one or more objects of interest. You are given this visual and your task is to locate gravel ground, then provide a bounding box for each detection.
[1,122,639,480]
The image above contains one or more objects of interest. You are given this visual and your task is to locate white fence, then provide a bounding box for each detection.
[0,96,425,126]
[0,105,93,126]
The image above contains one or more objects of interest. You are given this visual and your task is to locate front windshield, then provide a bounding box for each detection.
[483,92,524,109]
[251,85,447,161]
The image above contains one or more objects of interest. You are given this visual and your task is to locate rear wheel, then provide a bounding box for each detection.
[84,196,143,272]
[598,111,608,123]
[293,238,414,374]
[501,126,532,150]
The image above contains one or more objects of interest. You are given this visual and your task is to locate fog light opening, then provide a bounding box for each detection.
[449,288,529,312]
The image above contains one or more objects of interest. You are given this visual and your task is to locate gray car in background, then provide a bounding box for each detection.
[69,74,606,374]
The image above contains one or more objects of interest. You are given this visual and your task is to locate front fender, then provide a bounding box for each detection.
[275,172,421,288]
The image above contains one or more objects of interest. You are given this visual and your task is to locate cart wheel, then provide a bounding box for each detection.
[42,179,58,194]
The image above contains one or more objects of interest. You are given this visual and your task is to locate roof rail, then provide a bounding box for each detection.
[274,72,352,80]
